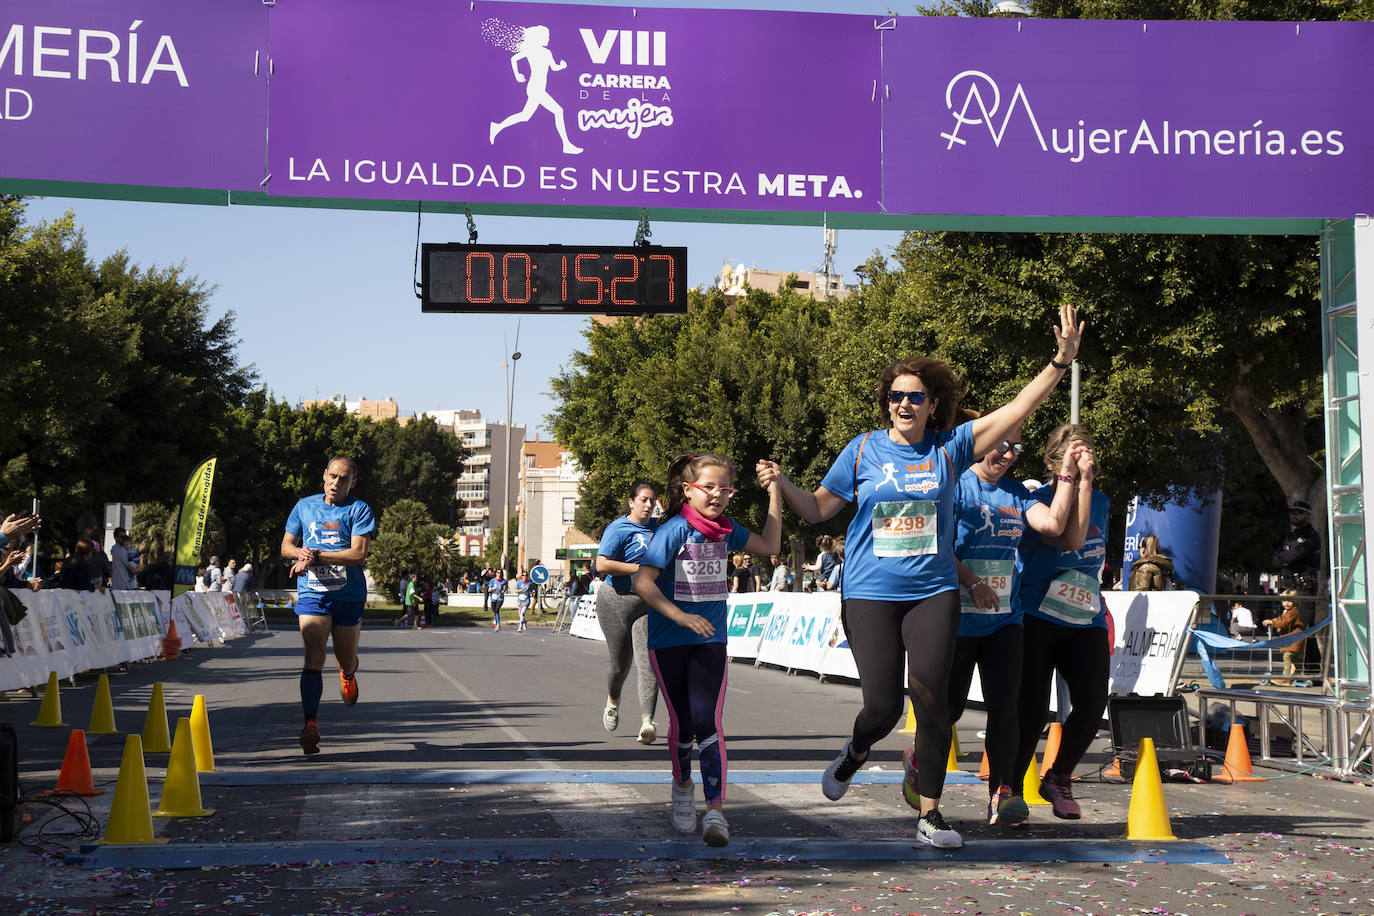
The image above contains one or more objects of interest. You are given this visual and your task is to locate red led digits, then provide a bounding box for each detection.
[648,253,675,304]
[466,251,495,303]
[502,252,532,304]
[574,253,604,305]
[610,253,640,306]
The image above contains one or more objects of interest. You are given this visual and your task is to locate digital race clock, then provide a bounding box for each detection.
[421,243,687,315]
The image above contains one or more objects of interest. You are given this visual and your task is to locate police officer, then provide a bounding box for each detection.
[1273,500,1321,595]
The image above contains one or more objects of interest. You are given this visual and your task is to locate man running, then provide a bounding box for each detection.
[282,457,376,755]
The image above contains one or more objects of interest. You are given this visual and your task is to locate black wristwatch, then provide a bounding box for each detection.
[1051,356,1073,370]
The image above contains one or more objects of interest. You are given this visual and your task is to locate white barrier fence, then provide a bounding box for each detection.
[0,589,250,692]
[567,589,1196,698]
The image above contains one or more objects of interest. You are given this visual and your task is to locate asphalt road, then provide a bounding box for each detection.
[2,623,1372,915]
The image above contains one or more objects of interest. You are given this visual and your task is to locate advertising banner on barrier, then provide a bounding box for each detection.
[1,589,169,691]
[755,593,841,672]
[267,0,881,212]
[0,1,266,191]
[1106,589,1197,697]
[568,595,602,640]
[882,19,1374,218]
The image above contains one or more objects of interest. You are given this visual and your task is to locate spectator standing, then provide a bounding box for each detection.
[84,527,112,590]
[767,554,789,591]
[205,555,223,592]
[110,528,139,590]
[1127,535,1175,591]
[1261,589,1306,685]
[1274,500,1322,595]
[58,540,99,591]
[233,563,255,592]
[222,559,239,592]
[730,554,755,593]
[422,578,439,629]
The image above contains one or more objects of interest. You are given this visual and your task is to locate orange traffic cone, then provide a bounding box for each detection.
[1104,756,1125,782]
[55,729,103,796]
[1040,722,1063,777]
[161,619,182,660]
[1213,723,1265,783]
[977,750,990,781]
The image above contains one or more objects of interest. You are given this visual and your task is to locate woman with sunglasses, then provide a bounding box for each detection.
[1011,424,1104,821]
[595,480,663,745]
[633,453,781,847]
[756,304,1083,849]
[949,429,1086,829]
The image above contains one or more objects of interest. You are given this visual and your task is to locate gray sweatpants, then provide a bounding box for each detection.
[596,581,659,720]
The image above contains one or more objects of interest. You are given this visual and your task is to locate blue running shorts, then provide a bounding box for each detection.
[294,593,365,627]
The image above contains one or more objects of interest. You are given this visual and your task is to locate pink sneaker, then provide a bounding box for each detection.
[1039,772,1081,819]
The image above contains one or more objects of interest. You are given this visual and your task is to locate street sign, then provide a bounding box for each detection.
[529,565,549,585]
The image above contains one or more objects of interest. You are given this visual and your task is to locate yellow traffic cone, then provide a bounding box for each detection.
[101,735,166,844]
[190,695,215,772]
[1126,737,1177,841]
[141,683,172,753]
[945,725,962,773]
[154,718,215,818]
[88,673,119,735]
[1023,757,1049,805]
[30,671,69,727]
[900,699,917,735]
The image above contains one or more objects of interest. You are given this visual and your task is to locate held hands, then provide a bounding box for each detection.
[1076,445,1098,484]
[1053,303,1085,365]
[755,459,783,492]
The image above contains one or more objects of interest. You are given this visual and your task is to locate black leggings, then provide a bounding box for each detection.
[1014,616,1109,782]
[947,623,1023,794]
[842,592,961,800]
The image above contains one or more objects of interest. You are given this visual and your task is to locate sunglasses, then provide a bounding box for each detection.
[886,389,929,406]
[995,441,1025,457]
[685,481,737,500]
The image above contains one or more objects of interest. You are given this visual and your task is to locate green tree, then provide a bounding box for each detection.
[550,284,835,542]
[128,501,225,567]
[366,499,452,597]
[483,515,519,572]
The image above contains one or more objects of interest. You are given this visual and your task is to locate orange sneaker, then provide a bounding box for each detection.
[340,669,359,706]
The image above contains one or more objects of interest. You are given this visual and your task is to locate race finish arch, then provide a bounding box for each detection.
[2,1,1372,775]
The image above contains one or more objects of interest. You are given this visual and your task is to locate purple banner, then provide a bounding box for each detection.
[266,0,881,211]
[0,0,265,191]
[881,19,1374,219]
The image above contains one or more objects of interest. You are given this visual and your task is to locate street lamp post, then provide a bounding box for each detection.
[500,321,522,576]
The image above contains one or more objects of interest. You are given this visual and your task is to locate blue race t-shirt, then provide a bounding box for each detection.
[1016,486,1110,629]
[285,494,377,602]
[952,469,1036,638]
[597,515,659,592]
[489,577,506,603]
[819,424,975,602]
[640,514,751,649]
[516,577,532,605]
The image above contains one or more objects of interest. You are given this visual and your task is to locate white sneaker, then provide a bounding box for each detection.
[822,738,861,801]
[701,809,730,847]
[602,702,619,732]
[638,721,657,745]
[671,781,697,834]
[916,808,963,849]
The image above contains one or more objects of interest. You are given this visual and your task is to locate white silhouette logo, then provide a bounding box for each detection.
[876,462,899,492]
[484,20,583,155]
[972,504,996,538]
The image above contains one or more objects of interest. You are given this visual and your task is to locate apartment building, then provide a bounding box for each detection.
[422,409,525,553]
[517,437,591,574]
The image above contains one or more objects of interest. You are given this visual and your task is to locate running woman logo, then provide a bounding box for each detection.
[484,19,583,155]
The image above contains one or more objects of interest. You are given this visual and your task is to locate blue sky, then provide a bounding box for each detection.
[19,0,908,437]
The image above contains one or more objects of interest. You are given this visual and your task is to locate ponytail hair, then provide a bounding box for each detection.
[664,453,736,520]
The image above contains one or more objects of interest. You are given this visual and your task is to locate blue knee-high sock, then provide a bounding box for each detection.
[698,734,723,803]
[301,669,323,721]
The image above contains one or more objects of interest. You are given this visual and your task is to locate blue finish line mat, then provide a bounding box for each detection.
[69,837,1228,870]
[196,768,986,787]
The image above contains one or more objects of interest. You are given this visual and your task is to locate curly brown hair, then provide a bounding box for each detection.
[875,357,963,431]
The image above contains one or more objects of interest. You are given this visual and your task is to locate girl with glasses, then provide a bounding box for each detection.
[595,481,663,745]
[756,304,1083,849]
[633,454,781,847]
[1012,424,1105,821]
[950,427,1087,829]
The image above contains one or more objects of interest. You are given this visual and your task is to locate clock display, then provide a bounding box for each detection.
[421,243,687,314]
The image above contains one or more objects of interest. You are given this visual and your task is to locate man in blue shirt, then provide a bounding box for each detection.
[281,457,377,756]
